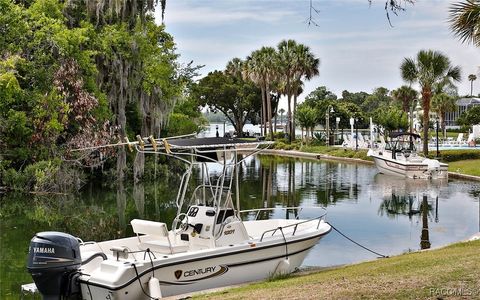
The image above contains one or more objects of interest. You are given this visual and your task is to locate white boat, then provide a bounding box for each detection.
[26,136,331,300]
[367,132,448,180]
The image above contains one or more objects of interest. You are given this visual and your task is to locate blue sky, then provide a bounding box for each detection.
[157,0,479,104]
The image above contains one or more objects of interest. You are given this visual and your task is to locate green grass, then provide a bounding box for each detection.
[300,145,372,161]
[448,159,480,176]
[272,140,372,161]
[195,240,480,300]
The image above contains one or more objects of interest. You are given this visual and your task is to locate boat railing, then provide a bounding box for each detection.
[239,207,327,242]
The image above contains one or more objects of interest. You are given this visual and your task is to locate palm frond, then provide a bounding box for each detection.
[449,0,480,47]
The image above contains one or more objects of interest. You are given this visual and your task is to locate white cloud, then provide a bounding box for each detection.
[160,0,480,101]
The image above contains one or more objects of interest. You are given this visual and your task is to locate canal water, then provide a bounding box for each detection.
[1,156,479,299]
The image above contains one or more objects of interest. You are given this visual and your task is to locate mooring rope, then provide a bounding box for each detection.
[327,222,389,258]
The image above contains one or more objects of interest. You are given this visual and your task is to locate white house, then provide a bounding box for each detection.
[445,97,480,129]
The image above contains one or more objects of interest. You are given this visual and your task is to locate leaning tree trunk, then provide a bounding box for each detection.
[422,89,432,156]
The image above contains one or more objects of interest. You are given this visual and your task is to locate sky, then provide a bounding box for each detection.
[156,0,480,106]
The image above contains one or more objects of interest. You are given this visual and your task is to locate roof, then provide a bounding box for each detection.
[456,97,480,106]
[389,132,421,139]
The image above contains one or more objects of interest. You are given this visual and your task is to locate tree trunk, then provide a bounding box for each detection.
[274,112,277,134]
[235,116,244,138]
[292,92,298,141]
[261,88,266,136]
[403,99,409,114]
[287,94,292,142]
[422,89,432,155]
[266,84,273,140]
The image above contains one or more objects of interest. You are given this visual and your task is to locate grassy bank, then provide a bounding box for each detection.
[272,140,372,161]
[448,159,480,177]
[196,239,480,300]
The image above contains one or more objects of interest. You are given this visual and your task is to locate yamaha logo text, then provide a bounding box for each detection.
[33,247,55,254]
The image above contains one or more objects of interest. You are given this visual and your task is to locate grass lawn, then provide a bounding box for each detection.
[195,240,480,300]
[448,159,480,176]
[300,145,372,161]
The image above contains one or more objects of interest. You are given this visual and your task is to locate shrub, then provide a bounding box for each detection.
[0,159,85,192]
[428,150,480,162]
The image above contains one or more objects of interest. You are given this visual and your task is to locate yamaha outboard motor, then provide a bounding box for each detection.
[27,232,82,300]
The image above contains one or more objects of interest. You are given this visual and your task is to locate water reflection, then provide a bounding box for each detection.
[375,174,448,250]
[1,156,479,299]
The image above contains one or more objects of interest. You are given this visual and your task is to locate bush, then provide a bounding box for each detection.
[0,159,85,192]
[428,150,480,162]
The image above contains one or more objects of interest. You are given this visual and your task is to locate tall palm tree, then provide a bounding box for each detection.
[277,40,298,141]
[449,0,480,47]
[277,40,319,141]
[244,47,277,138]
[291,44,319,140]
[244,52,266,136]
[432,93,457,138]
[391,85,418,113]
[400,50,461,155]
[469,74,477,96]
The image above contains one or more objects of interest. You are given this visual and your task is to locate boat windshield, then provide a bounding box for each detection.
[388,133,420,152]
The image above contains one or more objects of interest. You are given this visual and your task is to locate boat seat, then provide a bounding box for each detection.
[131,219,189,254]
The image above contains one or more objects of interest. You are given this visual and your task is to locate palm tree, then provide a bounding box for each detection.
[296,104,317,143]
[277,40,298,141]
[277,40,320,142]
[469,74,477,96]
[400,50,461,155]
[244,47,277,138]
[278,108,286,127]
[449,0,480,47]
[225,57,244,78]
[391,85,418,113]
[292,45,319,140]
[432,93,457,138]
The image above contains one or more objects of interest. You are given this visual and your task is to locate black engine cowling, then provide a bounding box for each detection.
[27,232,82,300]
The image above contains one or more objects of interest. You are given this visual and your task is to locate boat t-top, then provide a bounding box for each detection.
[367,132,448,179]
[26,135,331,299]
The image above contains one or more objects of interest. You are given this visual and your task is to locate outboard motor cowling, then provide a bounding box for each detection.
[27,232,81,300]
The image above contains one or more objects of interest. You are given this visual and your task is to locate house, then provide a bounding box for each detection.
[445,97,480,128]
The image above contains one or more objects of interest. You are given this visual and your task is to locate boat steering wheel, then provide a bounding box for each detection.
[172,213,190,235]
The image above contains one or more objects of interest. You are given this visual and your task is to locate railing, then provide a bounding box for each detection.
[239,207,327,242]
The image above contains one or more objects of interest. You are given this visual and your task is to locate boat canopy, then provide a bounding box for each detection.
[389,132,421,139]
[166,137,270,149]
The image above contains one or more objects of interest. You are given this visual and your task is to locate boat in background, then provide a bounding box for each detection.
[367,132,448,179]
[25,136,331,300]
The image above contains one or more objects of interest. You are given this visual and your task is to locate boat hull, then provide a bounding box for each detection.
[79,232,327,299]
[371,155,448,179]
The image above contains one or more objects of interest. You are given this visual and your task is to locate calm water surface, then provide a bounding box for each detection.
[1,156,479,299]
